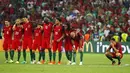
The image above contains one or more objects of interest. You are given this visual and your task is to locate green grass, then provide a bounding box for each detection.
[0,52,130,73]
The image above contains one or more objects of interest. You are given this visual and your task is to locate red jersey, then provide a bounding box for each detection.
[3,25,12,39]
[43,22,53,38]
[71,29,83,41]
[75,33,83,42]
[110,42,123,54]
[53,25,63,41]
[65,30,71,42]
[23,22,32,37]
[34,27,42,40]
[13,26,22,40]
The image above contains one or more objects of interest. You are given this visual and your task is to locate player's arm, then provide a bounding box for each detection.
[71,39,75,46]
[20,34,23,42]
[71,38,76,51]
[40,25,43,30]
[111,43,119,53]
[112,47,119,53]
[32,27,35,40]
[50,30,53,47]
[12,24,16,30]
[78,32,83,47]
[10,25,13,40]
[40,25,43,38]
[50,24,54,47]
[57,26,65,42]
[57,33,64,42]
[106,45,111,52]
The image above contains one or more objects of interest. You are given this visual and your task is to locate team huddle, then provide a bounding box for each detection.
[2,17,84,65]
[2,17,123,65]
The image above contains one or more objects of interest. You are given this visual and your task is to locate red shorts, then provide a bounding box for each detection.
[12,39,22,51]
[42,37,51,49]
[74,39,84,50]
[111,52,123,59]
[74,41,79,50]
[23,37,32,49]
[52,40,63,52]
[65,40,72,51]
[32,40,41,51]
[3,38,12,51]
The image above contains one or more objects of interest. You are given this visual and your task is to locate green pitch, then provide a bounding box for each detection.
[0,52,129,73]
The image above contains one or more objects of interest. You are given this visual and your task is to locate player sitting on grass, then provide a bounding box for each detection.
[105,38,123,65]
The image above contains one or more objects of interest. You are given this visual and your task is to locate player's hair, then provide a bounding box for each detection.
[15,19,21,22]
[4,19,10,22]
[110,38,115,41]
[44,18,49,24]
[66,23,70,30]
[56,17,62,22]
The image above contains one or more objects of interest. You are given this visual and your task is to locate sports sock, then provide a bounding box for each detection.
[23,49,26,61]
[33,52,36,61]
[65,51,70,60]
[42,49,45,61]
[53,52,56,61]
[48,49,52,62]
[116,56,121,62]
[9,50,12,60]
[80,51,83,62]
[58,52,62,62]
[38,51,42,61]
[73,52,76,62]
[69,51,72,61]
[11,50,14,60]
[17,51,21,61]
[5,51,8,60]
[30,49,33,61]
[106,55,113,62]
[32,52,35,61]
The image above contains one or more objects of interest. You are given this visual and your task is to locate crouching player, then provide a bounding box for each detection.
[70,28,84,65]
[64,23,72,65]
[32,24,42,64]
[3,20,12,63]
[105,38,123,65]
[12,19,23,63]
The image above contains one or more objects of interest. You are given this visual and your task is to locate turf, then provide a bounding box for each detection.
[0,52,129,73]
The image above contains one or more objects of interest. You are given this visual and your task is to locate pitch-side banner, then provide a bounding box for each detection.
[83,41,130,54]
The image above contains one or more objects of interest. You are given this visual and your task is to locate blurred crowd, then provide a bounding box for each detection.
[0,0,130,42]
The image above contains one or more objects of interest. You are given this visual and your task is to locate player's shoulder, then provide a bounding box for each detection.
[49,22,53,25]
[49,22,53,27]
[28,22,32,25]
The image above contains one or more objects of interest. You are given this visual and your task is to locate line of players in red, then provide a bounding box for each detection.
[2,17,84,65]
[3,17,123,65]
